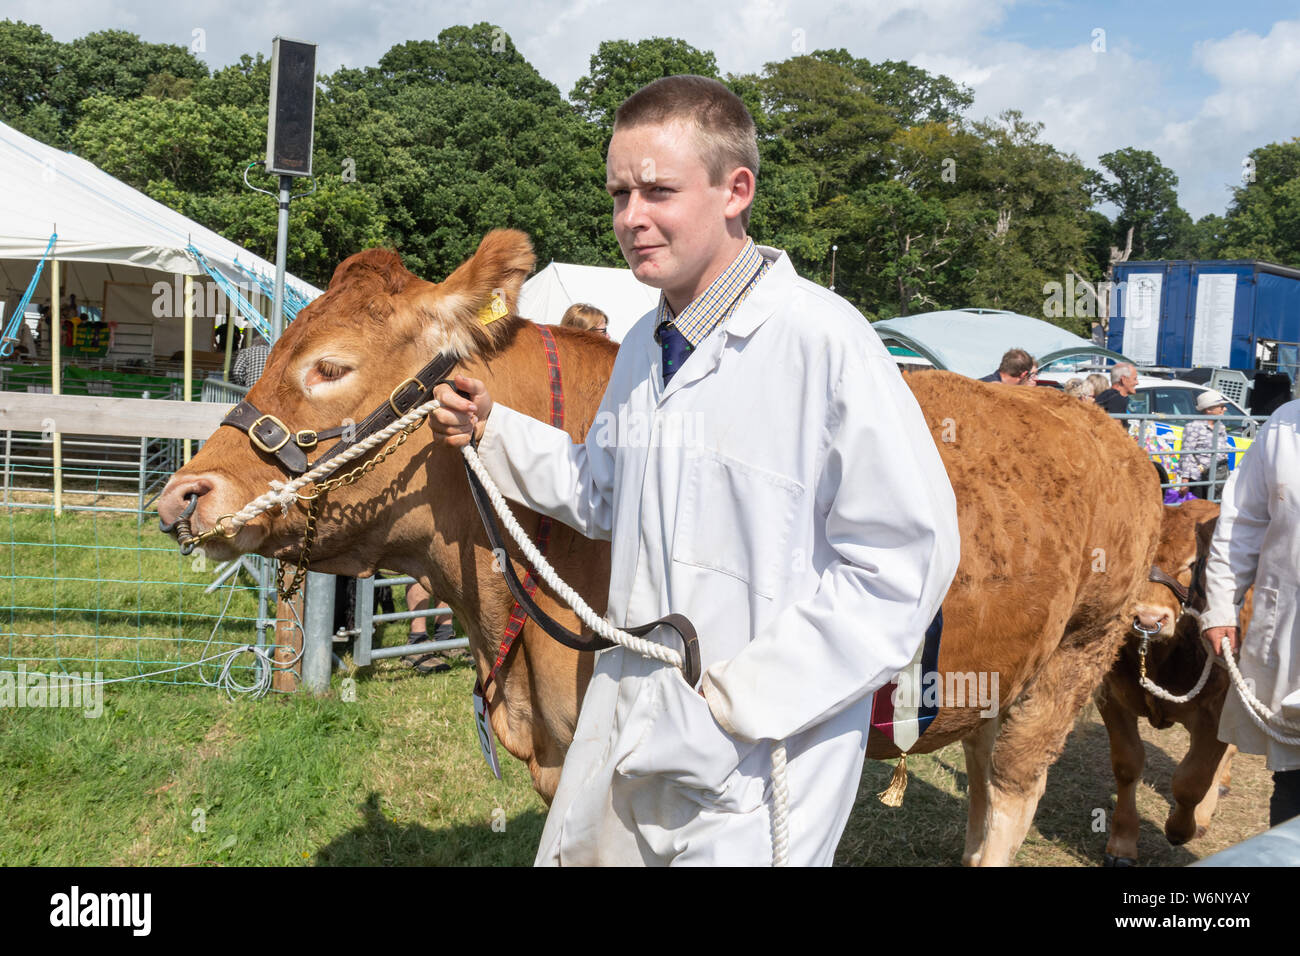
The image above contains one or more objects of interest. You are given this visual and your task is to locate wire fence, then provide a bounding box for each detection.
[0,373,281,692]
[1122,412,1264,503]
[1,503,276,689]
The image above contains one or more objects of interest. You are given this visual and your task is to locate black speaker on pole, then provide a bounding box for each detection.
[266,37,316,177]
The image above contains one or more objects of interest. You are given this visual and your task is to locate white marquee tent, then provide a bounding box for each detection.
[0,118,320,359]
[519,261,660,342]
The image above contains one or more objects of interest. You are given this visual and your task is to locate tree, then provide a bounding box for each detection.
[1216,139,1300,266]
[1092,147,1195,259]
[0,20,61,127]
[377,24,565,109]
[570,38,718,133]
[810,50,973,127]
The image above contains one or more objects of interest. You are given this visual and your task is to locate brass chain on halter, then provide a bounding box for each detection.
[276,417,427,600]
[276,495,320,601]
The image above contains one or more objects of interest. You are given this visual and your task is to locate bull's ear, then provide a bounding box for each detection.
[437,229,536,322]
[1194,514,1219,556]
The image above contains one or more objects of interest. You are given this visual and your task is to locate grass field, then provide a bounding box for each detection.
[2,508,265,687]
[0,507,1274,866]
[0,655,1273,866]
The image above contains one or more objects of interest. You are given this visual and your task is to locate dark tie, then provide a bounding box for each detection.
[657,320,694,386]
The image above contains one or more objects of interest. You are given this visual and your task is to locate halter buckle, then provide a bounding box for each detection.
[295,430,318,449]
[389,377,426,417]
[249,414,292,454]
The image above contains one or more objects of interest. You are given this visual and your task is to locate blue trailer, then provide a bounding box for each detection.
[1107,259,1300,386]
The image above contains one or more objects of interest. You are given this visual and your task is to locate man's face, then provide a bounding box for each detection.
[1120,369,1138,393]
[606,120,748,311]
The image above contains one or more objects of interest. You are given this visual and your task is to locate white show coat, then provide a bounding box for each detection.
[1201,399,1300,770]
[477,247,960,865]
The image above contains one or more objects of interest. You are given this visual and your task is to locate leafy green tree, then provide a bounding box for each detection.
[570,37,718,133]
[1093,147,1194,259]
[811,50,973,127]
[1216,139,1300,266]
[378,24,565,109]
[0,20,61,127]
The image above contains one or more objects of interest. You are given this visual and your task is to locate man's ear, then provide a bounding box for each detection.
[437,229,536,322]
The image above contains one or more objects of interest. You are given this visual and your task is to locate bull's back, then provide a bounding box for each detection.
[868,372,1162,757]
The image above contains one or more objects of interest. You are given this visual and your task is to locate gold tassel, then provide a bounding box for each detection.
[878,755,908,807]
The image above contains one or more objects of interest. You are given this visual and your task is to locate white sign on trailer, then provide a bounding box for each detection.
[1122,272,1163,364]
[1192,273,1237,367]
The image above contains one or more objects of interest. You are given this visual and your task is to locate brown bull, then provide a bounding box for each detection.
[1098,499,1251,866]
[158,231,1163,865]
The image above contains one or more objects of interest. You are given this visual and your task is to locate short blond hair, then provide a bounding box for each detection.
[614,75,759,230]
[560,303,608,333]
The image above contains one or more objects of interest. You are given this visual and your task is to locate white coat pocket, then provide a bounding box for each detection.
[1244,586,1282,668]
[672,448,804,599]
[615,667,763,813]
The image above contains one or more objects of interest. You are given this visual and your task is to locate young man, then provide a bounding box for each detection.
[432,76,959,865]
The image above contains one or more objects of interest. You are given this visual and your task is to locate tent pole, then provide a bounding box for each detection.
[184,275,193,464]
[50,258,62,516]
[222,290,236,381]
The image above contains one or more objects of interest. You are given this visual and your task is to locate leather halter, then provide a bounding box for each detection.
[1147,549,1209,613]
[219,352,460,475]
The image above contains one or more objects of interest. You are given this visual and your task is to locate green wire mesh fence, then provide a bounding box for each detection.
[1,499,278,692]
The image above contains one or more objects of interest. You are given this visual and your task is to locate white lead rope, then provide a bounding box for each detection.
[202,396,793,865]
[1136,619,1300,745]
[460,444,792,866]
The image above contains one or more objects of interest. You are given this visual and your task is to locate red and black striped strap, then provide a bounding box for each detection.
[481,325,564,696]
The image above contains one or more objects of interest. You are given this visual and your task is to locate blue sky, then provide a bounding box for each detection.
[7,0,1300,221]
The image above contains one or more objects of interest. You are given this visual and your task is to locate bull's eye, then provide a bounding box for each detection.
[306,360,351,387]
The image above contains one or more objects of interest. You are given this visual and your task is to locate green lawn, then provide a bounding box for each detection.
[0,508,1273,866]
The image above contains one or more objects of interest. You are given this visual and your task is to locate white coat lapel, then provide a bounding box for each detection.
[657,248,792,402]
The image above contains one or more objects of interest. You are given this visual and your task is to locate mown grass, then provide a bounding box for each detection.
[2,507,263,684]
[0,508,1273,866]
[0,658,546,866]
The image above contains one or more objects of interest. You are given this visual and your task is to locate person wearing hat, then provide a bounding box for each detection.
[1176,389,1230,499]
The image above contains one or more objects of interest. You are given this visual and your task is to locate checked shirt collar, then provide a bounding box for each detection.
[655,237,770,349]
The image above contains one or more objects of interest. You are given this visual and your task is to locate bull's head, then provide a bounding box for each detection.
[1130,499,1219,638]
[156,230,536,579]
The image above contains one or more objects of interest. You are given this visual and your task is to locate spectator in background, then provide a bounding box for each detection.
[979,348,1037,385]
[232,332,271,386]
[404,581,456,675]
[1063,378,1093,402]
[1086,373,1110,400]
[560,303,610,336]
[1177,389,1231,499]
[1094,363,1138,415]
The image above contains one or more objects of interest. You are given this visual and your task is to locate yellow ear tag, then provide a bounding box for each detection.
[477,292,509,326]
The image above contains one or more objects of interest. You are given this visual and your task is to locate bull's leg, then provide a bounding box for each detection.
[1096,683,1144,865]
[975,627,1126,867]
[1166,710,1230,845]
[960,717,999,865]
[1217,744,1237,797]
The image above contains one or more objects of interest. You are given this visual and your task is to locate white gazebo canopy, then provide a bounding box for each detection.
[0,118,320,326]
[519,261,660,342]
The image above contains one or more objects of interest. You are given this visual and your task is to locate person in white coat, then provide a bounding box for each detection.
[1202,398,1300,827]
[432,76,960,865]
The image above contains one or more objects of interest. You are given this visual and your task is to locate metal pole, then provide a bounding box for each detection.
[50,258,61,516]
[302,570,335,694]
[183,275,193,463]
[270,175,291,343]
[830,245,838,292]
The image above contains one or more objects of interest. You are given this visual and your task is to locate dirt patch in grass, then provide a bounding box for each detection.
[838,699,1271,866]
